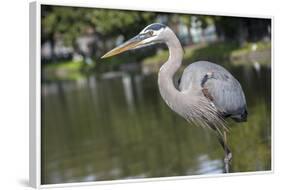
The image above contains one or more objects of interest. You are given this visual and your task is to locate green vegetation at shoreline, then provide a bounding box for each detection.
[43,60,85,81]
[44,60,84,70]
[43,41,271,81]
[142,41,271,67]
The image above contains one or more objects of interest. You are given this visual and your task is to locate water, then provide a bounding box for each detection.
[41,64,271,184]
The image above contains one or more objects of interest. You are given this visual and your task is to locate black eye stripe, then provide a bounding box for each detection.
[144,23,166,32]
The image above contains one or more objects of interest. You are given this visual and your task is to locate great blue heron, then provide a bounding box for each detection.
[101,23,248,173]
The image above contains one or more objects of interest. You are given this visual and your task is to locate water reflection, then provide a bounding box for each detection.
[41,64,271,184]
[196,155,223,174]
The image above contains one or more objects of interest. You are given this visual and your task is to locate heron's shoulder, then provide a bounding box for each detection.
[183,61,230,75]
[186,61,221,69]
[179,61,234,91]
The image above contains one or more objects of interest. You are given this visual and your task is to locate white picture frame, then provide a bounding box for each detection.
[29,1,274,189]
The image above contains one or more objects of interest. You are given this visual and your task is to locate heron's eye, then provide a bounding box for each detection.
[148,31,154,36]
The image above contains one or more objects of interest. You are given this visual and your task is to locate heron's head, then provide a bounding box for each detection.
[101,23,167,58]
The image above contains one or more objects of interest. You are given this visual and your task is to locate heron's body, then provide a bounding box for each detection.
[157,27,247,129]
[102,23,248,173]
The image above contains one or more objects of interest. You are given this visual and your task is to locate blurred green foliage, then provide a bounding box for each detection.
[42,6,156,45]
[41,5,271,79]
[42,5,271,52]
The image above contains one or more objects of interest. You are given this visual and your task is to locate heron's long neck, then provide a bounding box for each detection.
[157,29,223,127]
[158,30,183,112]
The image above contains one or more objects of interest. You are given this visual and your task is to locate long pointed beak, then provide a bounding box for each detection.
[101,36,142,59]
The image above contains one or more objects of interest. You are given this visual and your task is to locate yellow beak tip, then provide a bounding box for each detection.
[100,53,111,59]
[100,40,141,60]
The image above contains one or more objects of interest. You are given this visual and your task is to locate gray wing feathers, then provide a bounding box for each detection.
[179,61,247,118]
[205,72,246,115]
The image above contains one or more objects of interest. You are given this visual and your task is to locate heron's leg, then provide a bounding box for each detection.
[209,125,232,173]
[223,131,232,173]
[211,126,232,173]
[216,130,232,173]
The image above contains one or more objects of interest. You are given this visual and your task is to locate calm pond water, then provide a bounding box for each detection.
[41,63,271,184]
